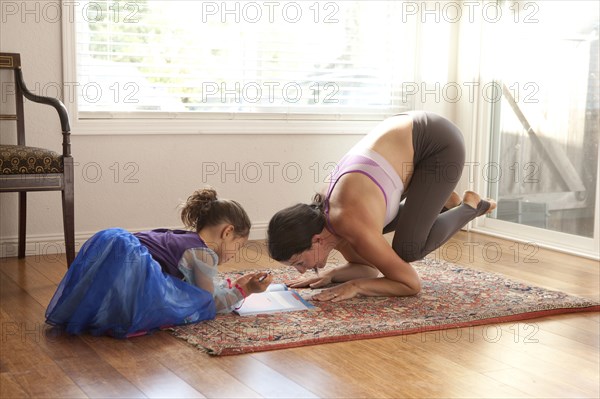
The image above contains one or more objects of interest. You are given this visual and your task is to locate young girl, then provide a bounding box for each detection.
[46,187,272,338]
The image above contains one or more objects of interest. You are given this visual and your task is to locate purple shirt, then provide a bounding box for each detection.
[134,229,206,279]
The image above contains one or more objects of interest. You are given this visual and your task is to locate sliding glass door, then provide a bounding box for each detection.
[477,1,599,257]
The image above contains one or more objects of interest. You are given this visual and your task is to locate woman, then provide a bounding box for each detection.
[267,111,495,302]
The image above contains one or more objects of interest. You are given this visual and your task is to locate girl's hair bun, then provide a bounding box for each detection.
[180,186,251,237]
[181,187,218,231]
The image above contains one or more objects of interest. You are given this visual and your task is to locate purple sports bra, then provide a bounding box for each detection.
[324,148,404,233]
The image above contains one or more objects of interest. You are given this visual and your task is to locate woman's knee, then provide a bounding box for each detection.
[392,239,426,262]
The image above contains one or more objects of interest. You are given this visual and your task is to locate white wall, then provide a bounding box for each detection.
[0,1,477,256]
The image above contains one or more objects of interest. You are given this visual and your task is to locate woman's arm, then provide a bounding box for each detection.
[288,235,380,288]
[287,262,380,288]
[313,223,421,301]
[352,232,422,295]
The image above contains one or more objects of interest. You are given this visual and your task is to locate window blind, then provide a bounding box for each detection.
[74,0,416,119]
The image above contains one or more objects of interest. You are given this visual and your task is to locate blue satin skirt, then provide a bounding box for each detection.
[45,228,216,338]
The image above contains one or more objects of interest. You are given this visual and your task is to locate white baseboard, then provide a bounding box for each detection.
[248,222,269,241]
[0,222,269,258]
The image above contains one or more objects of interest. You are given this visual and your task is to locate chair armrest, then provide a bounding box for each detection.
[16,68,71,134]
[16,67,72,157]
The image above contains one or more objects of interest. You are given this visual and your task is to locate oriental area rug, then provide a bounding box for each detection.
[168,257,599,356]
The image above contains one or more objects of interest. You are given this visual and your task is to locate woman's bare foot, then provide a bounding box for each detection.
[463,191,497,214]
[444,191,462,210]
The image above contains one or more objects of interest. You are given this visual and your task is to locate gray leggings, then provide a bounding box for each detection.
[383,111,490,262]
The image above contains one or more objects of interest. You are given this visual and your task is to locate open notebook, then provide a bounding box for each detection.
[234,284,315,316]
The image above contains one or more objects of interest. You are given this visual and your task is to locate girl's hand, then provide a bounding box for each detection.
[286,273,333,289]
[235,272,272,295]
[312,281,359,302]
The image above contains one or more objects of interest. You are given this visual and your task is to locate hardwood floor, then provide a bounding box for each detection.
[1,231,598,398]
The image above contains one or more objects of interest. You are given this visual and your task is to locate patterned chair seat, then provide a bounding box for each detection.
[0,144,64,174]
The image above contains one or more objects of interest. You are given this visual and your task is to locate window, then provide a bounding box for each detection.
[66,0,416,126]
[476,0,599,257]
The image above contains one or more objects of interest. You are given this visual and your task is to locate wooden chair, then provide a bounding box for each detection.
[0,52,75,267]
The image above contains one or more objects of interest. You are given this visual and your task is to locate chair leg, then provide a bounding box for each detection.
[18,191,27,258]
[62,157,75,267]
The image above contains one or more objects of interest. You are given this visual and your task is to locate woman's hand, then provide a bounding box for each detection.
[235,272,272,295]
[286,272,333,289]
[312,281,359,302]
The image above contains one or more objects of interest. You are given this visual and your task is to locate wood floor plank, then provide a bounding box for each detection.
[545,312,600,333]
[132,333,262,398]
[353,335,528,398]
[217,355,319,398]
[253,342,403,398]
[0,307,87,398]
[26,253,70,286]
[0,372,31,399]
[251,348,358,398]
[254,337,527,399]
[440,232,598,278]
[483,367,593,398]
[457,321,599,397]
[389,325,596,398]
[1,275,147,398]
[0,256,60,308]
[384,327,513,374]
[499,317,600,349]
[79,335,206,399]
[1,231,598,398]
